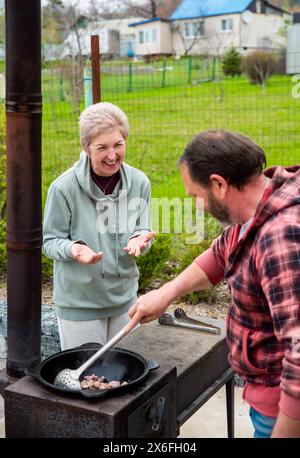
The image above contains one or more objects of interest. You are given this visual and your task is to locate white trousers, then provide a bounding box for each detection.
[57,312,130,350]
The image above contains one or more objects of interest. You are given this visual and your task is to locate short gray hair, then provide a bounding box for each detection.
[79,102,130,150]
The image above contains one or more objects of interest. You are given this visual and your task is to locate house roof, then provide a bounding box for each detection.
[129,1,290,27]
[170,0,254,20]
[129,17,169,27]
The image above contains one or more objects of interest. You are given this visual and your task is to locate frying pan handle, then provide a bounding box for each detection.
[147,359,160,371]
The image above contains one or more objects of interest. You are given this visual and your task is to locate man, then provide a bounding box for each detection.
[126,130,300,438]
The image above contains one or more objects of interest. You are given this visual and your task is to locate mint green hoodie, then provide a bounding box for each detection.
[43,151,152,321]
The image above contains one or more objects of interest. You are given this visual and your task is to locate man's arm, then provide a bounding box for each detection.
[126,261,213,332]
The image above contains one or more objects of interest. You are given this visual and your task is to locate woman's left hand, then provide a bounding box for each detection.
[124,231,155,257]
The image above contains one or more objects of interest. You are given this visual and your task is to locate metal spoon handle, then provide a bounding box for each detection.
[72,328,127,379]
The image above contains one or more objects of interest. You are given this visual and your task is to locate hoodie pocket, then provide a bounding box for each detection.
[242,328,268,375]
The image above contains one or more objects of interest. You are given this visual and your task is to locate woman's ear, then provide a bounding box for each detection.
[209,174,229,200]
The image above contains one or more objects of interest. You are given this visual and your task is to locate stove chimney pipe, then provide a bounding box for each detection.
[5,0,42,377]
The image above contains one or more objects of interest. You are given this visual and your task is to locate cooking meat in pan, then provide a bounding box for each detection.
[80,374,128,390]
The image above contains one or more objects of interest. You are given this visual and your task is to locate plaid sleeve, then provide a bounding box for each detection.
[194,227,233,284]
[255,213,300,414]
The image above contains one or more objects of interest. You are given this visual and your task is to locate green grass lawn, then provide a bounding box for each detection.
[1,60,299,281]
[42,62,300,204]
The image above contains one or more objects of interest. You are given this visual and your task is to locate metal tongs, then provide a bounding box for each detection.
[158,308,221,335]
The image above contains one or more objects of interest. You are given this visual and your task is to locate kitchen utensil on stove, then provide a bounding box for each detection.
[174,308,221,334]
[159,308,221,335]
[54,325,139,392]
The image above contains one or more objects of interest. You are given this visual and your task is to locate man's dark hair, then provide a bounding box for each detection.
[179,130,267,189]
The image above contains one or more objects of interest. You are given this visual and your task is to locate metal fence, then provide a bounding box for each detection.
[42,51,300,202]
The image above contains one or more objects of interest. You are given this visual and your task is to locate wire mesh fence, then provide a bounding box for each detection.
[42,51,300,203]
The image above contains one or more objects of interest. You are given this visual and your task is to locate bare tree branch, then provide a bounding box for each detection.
[122,0,162,18]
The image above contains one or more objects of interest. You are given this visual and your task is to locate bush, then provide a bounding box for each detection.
[170,237,218,304]
[136,232,219,304]
[42,254,53,280]
[136,234,171,292]
[242,50,277,86]
[222,48,242,77]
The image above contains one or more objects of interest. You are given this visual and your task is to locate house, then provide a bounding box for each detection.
[129,0,291,57]
[287,9,300,72]
[45,17,144,60]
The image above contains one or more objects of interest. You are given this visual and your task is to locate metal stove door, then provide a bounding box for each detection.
[127,384,177,438]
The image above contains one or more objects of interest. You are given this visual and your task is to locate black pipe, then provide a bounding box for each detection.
[5,0,42,377]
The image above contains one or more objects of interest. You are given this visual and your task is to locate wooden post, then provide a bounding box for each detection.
[91,35,101,103]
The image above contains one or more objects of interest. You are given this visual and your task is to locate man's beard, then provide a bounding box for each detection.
[207,190,231,226]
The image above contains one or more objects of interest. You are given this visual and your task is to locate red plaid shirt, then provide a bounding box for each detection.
[196,166,300,419]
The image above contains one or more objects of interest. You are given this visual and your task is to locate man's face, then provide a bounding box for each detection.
[180,163,231,225]
[87,128,126,177]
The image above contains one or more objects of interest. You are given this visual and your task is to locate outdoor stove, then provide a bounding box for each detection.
[4,318,234,438]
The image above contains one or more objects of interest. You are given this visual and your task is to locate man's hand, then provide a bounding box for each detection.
[71,243,103,264]
[124,286,173,333]
[124,231,155,257]
[124,262,213,333]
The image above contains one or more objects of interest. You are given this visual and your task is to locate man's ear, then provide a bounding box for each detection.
[209,174,229,199]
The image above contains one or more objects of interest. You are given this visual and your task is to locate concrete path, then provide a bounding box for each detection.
[0,358,253,438]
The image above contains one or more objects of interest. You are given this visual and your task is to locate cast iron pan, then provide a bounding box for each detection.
[26,342,159,399]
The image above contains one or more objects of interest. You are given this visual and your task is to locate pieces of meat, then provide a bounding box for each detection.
[80,374,128,390]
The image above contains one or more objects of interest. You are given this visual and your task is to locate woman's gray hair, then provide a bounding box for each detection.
[79,102,130,150]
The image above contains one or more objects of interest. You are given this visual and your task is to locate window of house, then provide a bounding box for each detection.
[139,28,157,44]
[221,18,234,32]
[184,22,204,38]
[273,19,280,33]
[256,1,262,14]
[151,28,157,43]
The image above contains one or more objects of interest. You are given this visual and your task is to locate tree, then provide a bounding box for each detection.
[242,51,277,95]
[222,48,242,77]
[175,20,206,57]
[122,0,163,18]
[42,0,90,113]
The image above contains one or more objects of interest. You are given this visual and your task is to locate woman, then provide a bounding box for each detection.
[43,102,154,350]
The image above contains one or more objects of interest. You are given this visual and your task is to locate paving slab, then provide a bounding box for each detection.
[179,385,253,438]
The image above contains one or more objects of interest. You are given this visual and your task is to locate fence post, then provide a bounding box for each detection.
[128,62,132,93]
[91,35,101,103]
[188,55,192,84]
[162,60,167,88]
[212,57,216,81]
[59,73,65,101]
[84,67,92,108]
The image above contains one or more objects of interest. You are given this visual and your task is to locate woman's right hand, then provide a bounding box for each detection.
[71,243,103,264]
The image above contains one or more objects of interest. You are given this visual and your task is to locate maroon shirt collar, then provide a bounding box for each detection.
[91,168,120,195]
